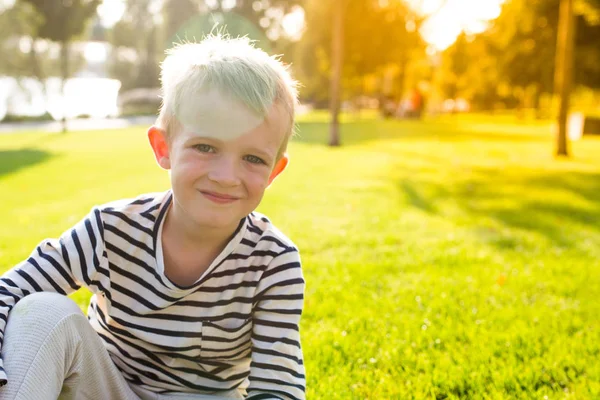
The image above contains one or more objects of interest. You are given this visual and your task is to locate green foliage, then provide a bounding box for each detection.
[107,0,160,91]
[295,0,423,104]
[0,2,42,77]
[19,0,100,43]
[1,114,599,398]
[439,0,600,110]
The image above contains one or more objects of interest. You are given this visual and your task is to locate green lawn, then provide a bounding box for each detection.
[1,113,599,399]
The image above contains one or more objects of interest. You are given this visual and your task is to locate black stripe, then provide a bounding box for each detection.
[104,224,153,256]
[203,326,252,343]
[85,218,101,272]
[197,346,252,360]
[97,332,235,382]
[208,264,268,279]
[246,217,264,234]
[251,361,305,379]
[93,208,105,244]
[102,209,153,236]
[109,312,203,337]
[248,387,301,400]
[254,307,302,316]
[0,296,16,307]
[106,243,163,283]
[98,330,248,386]
[15,269,42,292]
[176,296,255,309]
[111,282,164,311]
[240,238,257,247]
[140,203,160,222]
[142,203,161,213]
[260,236,294,251]
[71,228,91,286]
[252,333,300,348]
[59,238,72,270]
[253,318,298,331]
[261,262,301,280]
[95,306,246,370]
[109,262,179,302]
[227,250,280,261]
[193,281,259,293]
[140,212,156,223]
[152,193,172,257]
[249,376,305,392]
[27,257,67,294]
[252,347,303,365]
[254,278,305,302]
[0,278,18,288]
[130,197,154,205]
[36,247,79,290]
[246,394,284,400]
[203,318,252,332]
[103,339,209,388]
[260,293,304,302]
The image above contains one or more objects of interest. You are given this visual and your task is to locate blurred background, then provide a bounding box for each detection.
[1,0,599,139]
[2,1,600,398]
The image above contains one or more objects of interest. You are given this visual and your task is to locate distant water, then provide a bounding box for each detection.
[0,77,121,120]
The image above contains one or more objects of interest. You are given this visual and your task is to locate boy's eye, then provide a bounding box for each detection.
[194,144,215,153]
[244,155,266,165]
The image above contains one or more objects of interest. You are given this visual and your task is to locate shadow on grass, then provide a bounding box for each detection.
[398,168,600,248]
[295,117,549,147]
[0,149,54,178]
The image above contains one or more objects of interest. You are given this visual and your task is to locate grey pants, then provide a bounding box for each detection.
[0,293,243,400]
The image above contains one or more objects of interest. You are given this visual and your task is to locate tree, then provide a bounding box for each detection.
[554,0,575,157]
[329,0,344,147]
[19,0,101,131]
[107,0,161,92]
[296,0,422,106]
[163,0,200,45]
[204,0,302,41]
[0,2,41,77]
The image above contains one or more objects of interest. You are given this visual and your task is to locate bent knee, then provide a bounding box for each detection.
[11,292,83,323]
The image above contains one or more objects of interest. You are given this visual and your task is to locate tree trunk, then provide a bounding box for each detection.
[329,0,344,147]
[533,84,542,120]
[60,41,70,133]
[29,36,48,115]
[553,0,575,157]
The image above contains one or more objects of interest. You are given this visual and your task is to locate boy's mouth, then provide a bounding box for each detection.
[200,190,240,204]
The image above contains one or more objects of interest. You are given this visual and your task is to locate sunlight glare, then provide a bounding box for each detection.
[97,0,126,28]
[412,0,504,51]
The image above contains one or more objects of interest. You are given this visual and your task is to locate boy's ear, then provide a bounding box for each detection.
[268,154,289,186]
[148,126,171,170]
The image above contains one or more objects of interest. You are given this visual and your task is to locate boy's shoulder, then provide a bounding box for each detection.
[93,191,170,225]
[246,211,298,253]
[96,192,168,213]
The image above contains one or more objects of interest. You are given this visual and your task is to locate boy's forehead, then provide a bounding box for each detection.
[176,89,269,140]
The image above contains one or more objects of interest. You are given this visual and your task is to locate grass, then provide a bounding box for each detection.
[1,112,599,399]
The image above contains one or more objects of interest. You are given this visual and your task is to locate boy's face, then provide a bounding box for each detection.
[148,103,288,233]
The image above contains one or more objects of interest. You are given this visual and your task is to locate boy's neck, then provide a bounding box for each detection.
[163,199,241,251]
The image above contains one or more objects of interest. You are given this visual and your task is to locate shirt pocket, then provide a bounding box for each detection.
[201,318,253,361]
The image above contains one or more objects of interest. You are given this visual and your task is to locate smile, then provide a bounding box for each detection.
[200,191,240,204]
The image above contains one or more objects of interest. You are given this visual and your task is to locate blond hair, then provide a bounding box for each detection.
[156,34,299,158]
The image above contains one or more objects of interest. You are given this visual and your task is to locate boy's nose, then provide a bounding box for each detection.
[207,156,241,187]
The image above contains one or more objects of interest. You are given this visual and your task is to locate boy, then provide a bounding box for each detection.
[0,35,305,400]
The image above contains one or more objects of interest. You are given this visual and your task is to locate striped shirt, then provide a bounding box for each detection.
[0,191,305,400]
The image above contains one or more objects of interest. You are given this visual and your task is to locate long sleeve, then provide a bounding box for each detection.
[247,248,306,400]
[0,207,107,385]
